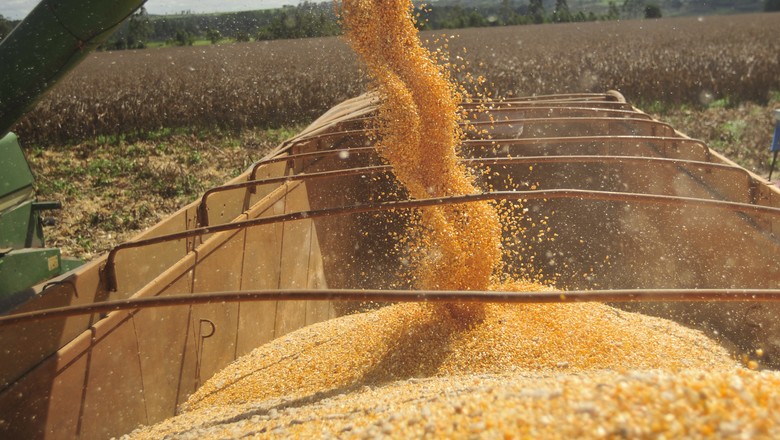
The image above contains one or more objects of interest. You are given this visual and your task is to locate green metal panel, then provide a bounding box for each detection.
[0,0,148,135]
[60,257,83,273]
[0,0,143,297]
[0,133,40,249]
[0,133,34,200]
[0,201,33,248]
[0,248,62,297]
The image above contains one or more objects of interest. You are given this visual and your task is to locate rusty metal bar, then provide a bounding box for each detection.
[249,146,376,179]
[200,155,749,226]
[265,94,633,159]
[466,116,674,131]
[464,136,713,165]
[460,101,633,111]
[253,136,710,172]
[255,136,701,174]
[462,155,746,173]
[199,164,393,225]
[461,135,707,149]
[105,189,780,291]
[266,117,680,165]
[3,288,780,327]
[466,107,652,120]
[270,127,371,158]
[273,116,670,160]
[462,93,622,104]
[261,146,372,165]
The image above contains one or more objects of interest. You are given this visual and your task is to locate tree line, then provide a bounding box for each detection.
[1,0,762,51]
[104,0,628,50]
[104,3,340,50]
[2,0,776,48]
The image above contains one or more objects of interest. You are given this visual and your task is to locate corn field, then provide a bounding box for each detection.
[12,12,780,146]
[447,12,780,105]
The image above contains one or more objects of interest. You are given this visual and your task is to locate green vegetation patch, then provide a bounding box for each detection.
[25,126,301,259]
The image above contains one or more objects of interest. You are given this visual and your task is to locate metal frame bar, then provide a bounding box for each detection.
[460,101,633,111]
[465,116,674,132]
[105,189,780,291]
[466,106,652,120]
[270,113,665,159]
[462,135,707,148]
[248,136,711,175]
[4,288,780,327]
[461,92,626,104]
[250,146,375,171]
[200,155,749,226]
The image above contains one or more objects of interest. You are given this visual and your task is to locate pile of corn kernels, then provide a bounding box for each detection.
[126,300,780,439]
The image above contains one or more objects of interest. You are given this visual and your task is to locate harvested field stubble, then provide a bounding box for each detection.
[26,129,293,259]
[12,13,779,146]
[652,93,780,175]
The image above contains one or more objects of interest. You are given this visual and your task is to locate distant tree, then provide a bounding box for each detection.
[528,0,546,24]
[552,0,572,22]
[128,7,153,49]
[112,37,128,50]
[606,1,621,20]
[235,31,251,42]
[174,29,194,46]
[317,10,340,35]
[440,7,462,28]
[622,0,645,18]
[766,0,780,11]
[644,4,662,18]
[467,11,487,27]
[501,0,514,25]
[206,28,222,44]
[261,3,341,39]
[0,14,15,41]
[255,28,274,41]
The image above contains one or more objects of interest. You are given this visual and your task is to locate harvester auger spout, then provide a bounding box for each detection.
[0,0,148,136]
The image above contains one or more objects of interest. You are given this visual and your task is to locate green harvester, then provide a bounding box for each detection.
[0,0,146,311]
[0,133,82,310]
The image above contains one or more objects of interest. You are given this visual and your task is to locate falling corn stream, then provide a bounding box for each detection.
[341,0,504,301]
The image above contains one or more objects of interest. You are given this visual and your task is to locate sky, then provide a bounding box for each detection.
[2,0,303,20]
